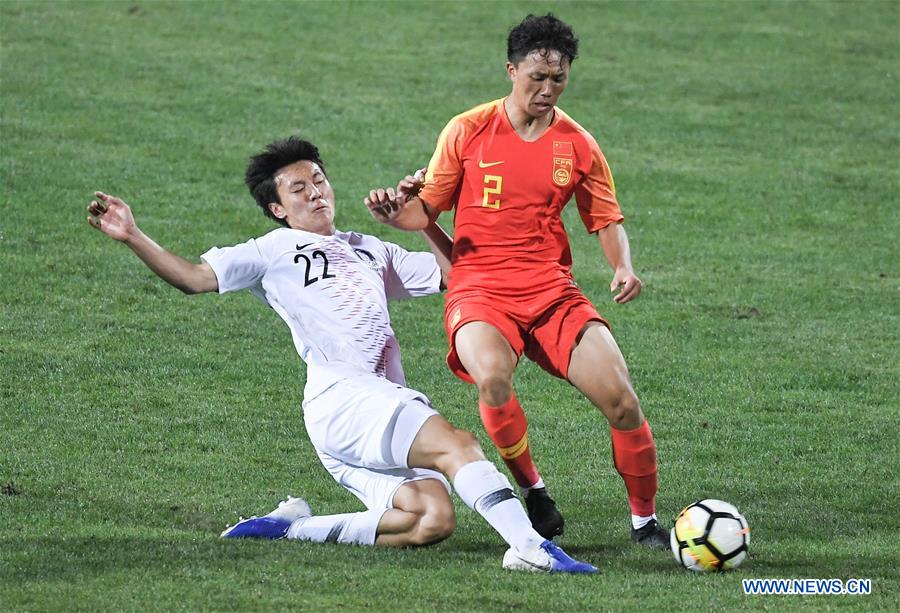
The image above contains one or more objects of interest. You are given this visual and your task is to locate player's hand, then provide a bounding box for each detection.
[396,167,427,201]
[611,268,642,304]
[365,187,405,223]
[87,191,137,242]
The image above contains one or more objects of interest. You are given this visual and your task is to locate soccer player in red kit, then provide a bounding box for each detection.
[367,13,668,548]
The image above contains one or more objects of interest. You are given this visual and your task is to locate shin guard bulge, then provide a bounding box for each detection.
[478,394,541,488]
[610,419,658,517]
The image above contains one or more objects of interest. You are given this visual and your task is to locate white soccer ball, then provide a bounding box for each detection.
[670,499,750,572]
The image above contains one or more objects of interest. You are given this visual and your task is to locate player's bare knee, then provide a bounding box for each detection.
[604,387,641,429]
[477,375,513,407]
[412,504,456,545]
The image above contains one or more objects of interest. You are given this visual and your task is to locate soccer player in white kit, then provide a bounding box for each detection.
[86,136,595,573]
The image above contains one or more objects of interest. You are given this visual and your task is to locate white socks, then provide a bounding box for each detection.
[632,513,657,530]
[518,477,546,497]
[286,508,386,546]
[282,461,549,552]
[453,460,544,553]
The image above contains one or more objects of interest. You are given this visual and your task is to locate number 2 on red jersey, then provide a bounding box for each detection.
[482,174,502,209]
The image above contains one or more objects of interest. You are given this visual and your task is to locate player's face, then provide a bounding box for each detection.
[270,160,336,235]
[507,49,570,119]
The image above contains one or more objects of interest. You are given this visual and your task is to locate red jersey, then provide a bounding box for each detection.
[419,98,623,294]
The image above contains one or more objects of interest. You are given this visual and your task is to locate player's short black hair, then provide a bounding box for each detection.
[245,136,327,227]
[507,13,579,66]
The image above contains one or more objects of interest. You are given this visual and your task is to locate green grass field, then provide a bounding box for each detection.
[2,0,898,610]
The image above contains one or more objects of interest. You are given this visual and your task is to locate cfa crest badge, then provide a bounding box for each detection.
[552,157,573,186]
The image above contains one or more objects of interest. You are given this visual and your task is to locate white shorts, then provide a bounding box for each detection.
[303,374,451,510]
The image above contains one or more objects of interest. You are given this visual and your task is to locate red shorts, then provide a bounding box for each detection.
[444,282,609,384]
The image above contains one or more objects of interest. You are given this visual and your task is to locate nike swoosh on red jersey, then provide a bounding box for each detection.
[478,160,504,168]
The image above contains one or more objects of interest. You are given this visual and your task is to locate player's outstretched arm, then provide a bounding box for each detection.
[597,221,642,304]
[394,168,453,285]
[87,191,219,295]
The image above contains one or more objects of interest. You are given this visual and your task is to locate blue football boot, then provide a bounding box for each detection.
[220,496,311,539]
[502,539,598,574]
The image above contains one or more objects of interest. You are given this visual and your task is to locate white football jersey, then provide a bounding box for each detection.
[202,227,441,400]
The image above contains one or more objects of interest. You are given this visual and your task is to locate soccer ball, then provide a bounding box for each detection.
[670,499,749,571]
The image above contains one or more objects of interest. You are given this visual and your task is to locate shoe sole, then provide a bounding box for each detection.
[633,538,670,551]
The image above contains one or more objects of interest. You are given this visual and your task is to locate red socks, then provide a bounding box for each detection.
[478,394,541,488]
[479,394,658,517]
[610,419,658,517]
